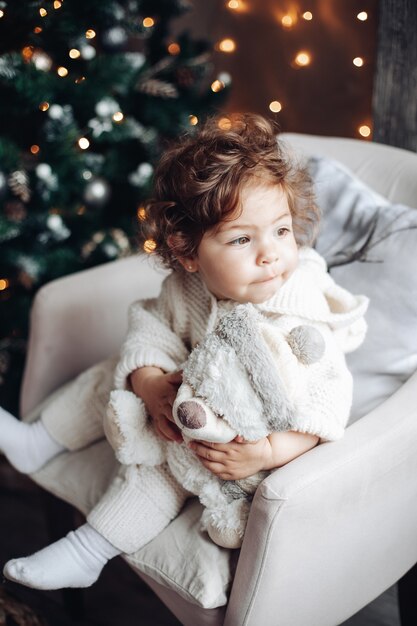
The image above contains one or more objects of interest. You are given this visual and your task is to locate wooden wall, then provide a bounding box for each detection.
[373,0,417,151]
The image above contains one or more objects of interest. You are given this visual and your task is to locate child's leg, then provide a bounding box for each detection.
[0,406,64,474]
[3,462,189,589]
[3,523,120,589]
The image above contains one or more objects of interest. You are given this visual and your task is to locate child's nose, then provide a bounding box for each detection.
[257,242,279,265]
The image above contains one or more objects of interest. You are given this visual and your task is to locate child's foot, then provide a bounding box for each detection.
[0,406,64,473]
[3,524,120,590]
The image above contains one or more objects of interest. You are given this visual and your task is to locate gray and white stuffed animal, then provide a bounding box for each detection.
[104,304,325,549]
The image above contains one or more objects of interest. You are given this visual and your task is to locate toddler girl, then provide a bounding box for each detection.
[0,113,367,589]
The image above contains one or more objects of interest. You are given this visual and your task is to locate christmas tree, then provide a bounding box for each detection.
[0,0,229,412]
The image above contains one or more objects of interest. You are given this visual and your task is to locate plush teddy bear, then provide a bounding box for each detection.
[104,304,325,549]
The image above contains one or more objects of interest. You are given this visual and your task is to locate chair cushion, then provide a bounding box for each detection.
[310,155,417,422]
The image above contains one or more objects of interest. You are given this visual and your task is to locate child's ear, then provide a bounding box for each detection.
[177,257,198,273]
[166,235,198,273]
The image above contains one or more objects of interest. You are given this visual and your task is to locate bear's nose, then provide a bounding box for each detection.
[177,401,207,429]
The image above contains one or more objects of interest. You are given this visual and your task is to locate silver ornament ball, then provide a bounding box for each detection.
[83,177,111,207]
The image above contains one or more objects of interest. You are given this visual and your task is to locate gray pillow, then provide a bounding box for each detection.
[310,156,417,422]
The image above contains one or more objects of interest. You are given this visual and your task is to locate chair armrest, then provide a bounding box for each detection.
[20,255,168,418]
[225,369,417,626]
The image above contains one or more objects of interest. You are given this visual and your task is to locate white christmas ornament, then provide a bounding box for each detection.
[95,97,120,118]
[128,162,153,187]
[81,45,96,60]
[46,214,70,240]
[83,177,111,207]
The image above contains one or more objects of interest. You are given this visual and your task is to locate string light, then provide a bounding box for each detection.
[227,0,243,10]
[358,124,371,138]
[189,115,199,126]
[137,207,147,221]
[353,57,364,67]
[0,9,5,18]
[143,17,155,28]
[217,38,236,53]
[85,29,96,39]
[69,48,81,59]
[294,51,311,67]
[168,42,180,55]
[357,12,368,21]
[78,137,90,150]
[39,7,47,17]
[22,46,35,61]
[269,100,282,113]
[39,101,49,111]
[33,26,43,34]
[57,66,68,77]
[281,15,294,29]
[30,145,40,154]
[143,239,157,253]
[54,0,62,8]
[0,279,9,291]
[112,111,124,122]
[218,117,232,130]
[302,11,313,20]
[75,76,86,84]
[211,79,225,93]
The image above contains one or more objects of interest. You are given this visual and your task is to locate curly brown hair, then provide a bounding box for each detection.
[138,113,320,271]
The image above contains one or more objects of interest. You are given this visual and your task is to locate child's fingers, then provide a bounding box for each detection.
[166,370,183,385]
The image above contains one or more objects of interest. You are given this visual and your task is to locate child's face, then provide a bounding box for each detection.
[186,182,299,304]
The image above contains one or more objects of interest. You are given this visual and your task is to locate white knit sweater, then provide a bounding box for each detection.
[114,247,368,441]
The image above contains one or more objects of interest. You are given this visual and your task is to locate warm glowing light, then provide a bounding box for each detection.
[189,115,199,126]
[39,101,49,111]
[54,0,62,8]
[218,38,236,53]
[353,57,364,67]
[39,8,47,17]
[85,29,96,39]
[0,10,4,18]
[281,15,294,28]
[294,51,311,67]
[357,11,368,21]
[75,76,86,84]
[22,46,34,61]
[227,0,240,9]
[112,111,124,122]
[137,207,147,221]
[78,137,90,150]
[358,125,371,138]
[218,117,232,130]
[143,17,155,28]
[0,279,9,291]
[30,145,40,154]
[168,42,181,55]
[33,26,43,34]
[269,100,282,113]
[143,239,157,253]
[211,79,225,93]
[69,48,81,59]
[57,66,68,77]
[302,11,313,20]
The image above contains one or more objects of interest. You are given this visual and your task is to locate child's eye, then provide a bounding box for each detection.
[229,236,250,246]
[277,227,290,237]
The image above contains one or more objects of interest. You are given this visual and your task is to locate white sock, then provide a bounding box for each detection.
[3,523,121,590]
[0,406,65,473]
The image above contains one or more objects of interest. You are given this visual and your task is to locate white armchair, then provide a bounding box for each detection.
[19,134,417,626]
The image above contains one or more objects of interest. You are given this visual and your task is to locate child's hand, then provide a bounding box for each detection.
[130,368,183,443]
[188,436,273,480]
